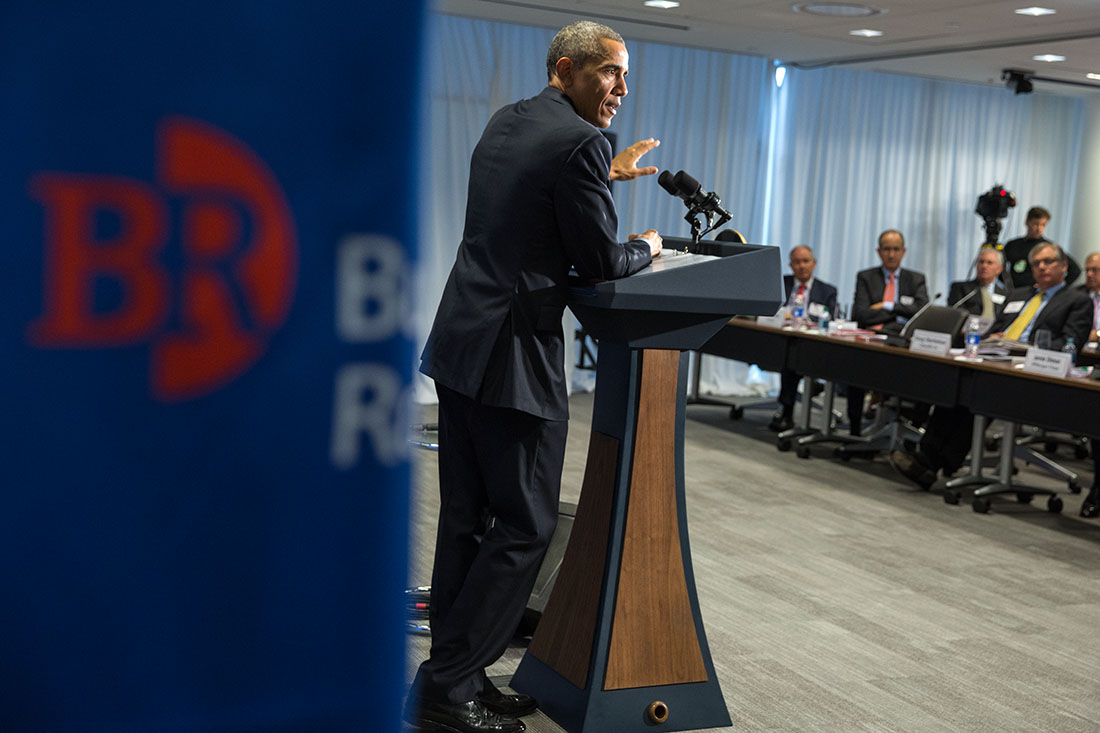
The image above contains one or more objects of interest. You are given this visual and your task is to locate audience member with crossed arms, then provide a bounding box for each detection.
[846,229,929,436]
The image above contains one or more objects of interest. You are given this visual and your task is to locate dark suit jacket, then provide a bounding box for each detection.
[783,275,837,318]
[992,283,1093,351]
[851,267,930,331]
[420,87,652,420]
[947,279,1008,318]
[1074,283,1100,332]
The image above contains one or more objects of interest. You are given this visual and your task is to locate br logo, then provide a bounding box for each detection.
[27,116,297,401]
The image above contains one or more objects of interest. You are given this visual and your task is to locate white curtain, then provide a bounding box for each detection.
[416,13,1084,402]
[767,66,1084,316]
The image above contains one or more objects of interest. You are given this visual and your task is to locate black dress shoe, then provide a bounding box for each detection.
[477,686,538,716]
[407,700,525,733]
[768,410,793,432]
[1080,487,1100,519]
[889,449,937,490]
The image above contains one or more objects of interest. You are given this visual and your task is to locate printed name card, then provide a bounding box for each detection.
[1023,348,1072,377]
[909,329,953,356]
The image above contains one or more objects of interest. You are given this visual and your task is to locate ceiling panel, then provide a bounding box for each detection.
[435,0,1100,94]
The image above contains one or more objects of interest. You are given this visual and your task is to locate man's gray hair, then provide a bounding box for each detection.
[1028,240,1067,264]
[546,21,624,81]
[978,246,1004,265]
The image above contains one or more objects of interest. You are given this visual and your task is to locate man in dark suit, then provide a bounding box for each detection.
[1078,252,1100,347]
[410,21,662,733]
[948,246,1007,319]
[769,245,837,431]
[891,242,1092,490]
[846,229,930,435]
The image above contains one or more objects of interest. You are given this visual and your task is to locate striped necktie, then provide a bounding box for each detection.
[1004,291,1044,340]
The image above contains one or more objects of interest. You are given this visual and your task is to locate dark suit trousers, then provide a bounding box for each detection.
[413,383,567,704]
[919,405,973,474]
[778,369,800,412]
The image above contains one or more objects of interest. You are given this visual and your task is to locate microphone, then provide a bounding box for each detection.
[671,170,733,222]
[951,286,979,309]
[899,293,942,339]
[657,170,680,197]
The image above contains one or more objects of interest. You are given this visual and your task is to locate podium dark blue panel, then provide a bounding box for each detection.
[569,240,782,348]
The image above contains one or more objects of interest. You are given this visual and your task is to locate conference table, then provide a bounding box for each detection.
[698,319,1100,441]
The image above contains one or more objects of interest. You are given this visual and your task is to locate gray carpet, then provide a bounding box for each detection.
[407,391,1100,732]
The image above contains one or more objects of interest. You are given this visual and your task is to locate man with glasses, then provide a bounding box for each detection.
[891,242,1091,490]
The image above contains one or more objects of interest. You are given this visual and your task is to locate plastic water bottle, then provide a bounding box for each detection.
[818,307,830,334]
[1062,337,1077,366]
[791,291,805,330]
[964,316,982,359]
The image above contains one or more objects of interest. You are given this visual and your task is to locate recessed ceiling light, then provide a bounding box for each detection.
[1015,6,1056,16]
[1087,73,1100,80]
[644,0,680,7]
[1032,53,1066,62]
[850,28,884,37]
[795,3,882,17]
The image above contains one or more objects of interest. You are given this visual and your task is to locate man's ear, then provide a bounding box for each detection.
[554,56,573,87]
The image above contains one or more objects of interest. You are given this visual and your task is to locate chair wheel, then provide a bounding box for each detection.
[1075,445,1090,459]
[833,447,852,462]
[1047,495,1063,513]
[944,490,960,505]
[1016,492,1033,504]
[796,446,810,459]
[1043,440,1058,454]
[1069,481,1081,494]
[729,406,744,420]
[973,497,991,513]
[777,438,792,452]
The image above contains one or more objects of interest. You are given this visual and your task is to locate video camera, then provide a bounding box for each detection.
[975,185,1016,245]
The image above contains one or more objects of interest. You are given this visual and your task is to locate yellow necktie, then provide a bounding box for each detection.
[1004,291,1043,340]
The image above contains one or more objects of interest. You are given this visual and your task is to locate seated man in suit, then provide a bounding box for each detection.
[1079,251,1100,346]
[891,242,1092,489]
[769,245,837,431]
[1075,253,1099,519]
[846,229,930,436]
[948,246,1007,319]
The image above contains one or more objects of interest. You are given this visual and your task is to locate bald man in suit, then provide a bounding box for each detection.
[845,229,929,436]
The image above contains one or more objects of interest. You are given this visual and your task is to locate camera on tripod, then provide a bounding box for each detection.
[975,185,1016,246]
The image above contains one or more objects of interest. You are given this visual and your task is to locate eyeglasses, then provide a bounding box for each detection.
[1031,257,1059,267]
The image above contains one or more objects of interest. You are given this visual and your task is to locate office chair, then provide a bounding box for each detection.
[943,417,1082,511]
[831,307,968,460]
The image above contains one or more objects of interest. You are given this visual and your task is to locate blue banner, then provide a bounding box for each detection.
[0,2,422,730]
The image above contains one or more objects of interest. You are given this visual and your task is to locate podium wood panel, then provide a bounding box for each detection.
[526,431,620,690]
[605,348,707,689]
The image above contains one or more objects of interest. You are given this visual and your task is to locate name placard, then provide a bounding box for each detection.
[1023,348,1072,377]
[909,329,953,356]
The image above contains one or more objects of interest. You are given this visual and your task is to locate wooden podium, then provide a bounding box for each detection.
[510,240,783,733]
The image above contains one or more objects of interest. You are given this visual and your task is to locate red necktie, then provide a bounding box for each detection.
[872,273,896,331]
[795,282,806,302]
[883,272,896,303]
